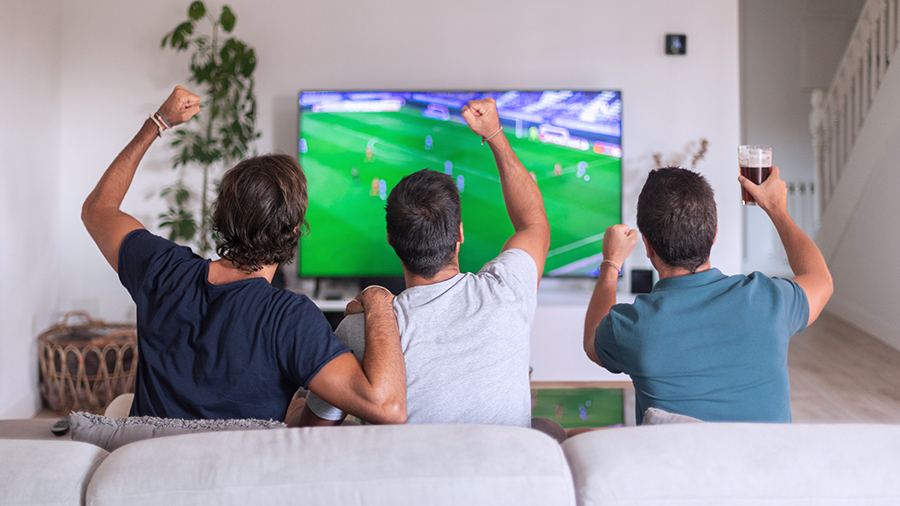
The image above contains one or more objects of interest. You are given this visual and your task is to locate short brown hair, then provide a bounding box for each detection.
[636,167,717,273]
[212,154,308,272]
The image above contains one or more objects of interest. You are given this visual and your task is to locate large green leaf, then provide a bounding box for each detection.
[241,48,256,77]
[220,6,236,32]
[188,1,206,21]
[170,22,194,49]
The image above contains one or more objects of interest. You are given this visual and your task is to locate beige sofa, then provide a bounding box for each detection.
[2,420,900,505]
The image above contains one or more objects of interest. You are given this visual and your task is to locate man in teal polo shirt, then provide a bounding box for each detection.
[583,167,833,424]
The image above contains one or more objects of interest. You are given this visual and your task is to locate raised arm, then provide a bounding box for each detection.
[82,86,200,271]
[583,225,638,365]
[461,99,551,281]
[739,166,833,325]
[304,286,407,424]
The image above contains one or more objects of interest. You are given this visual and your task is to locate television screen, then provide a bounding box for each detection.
[298,90,622,278]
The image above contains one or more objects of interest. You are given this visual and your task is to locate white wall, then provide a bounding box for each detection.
[55,0,741,327]
[0,0,63,418]
[739,0,863,276]
[0,0,741,400]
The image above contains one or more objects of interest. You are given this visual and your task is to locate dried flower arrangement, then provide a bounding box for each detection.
[652,138,709,169]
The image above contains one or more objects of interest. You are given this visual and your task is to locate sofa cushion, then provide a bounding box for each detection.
[641,407,703,425]
[562,423,900,505]
[69,411,286,452]
[86,424,576,506]
[0,439,108,506]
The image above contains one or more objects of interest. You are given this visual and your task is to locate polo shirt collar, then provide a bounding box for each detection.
[652,267,726,291]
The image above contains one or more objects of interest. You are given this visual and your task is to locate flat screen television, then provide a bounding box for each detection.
[298,90,622,278]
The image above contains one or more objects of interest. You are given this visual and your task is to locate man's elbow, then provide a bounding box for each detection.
[81,197,96,228]
[371,397,407,425]
[381,400,408,425]
[583,338,602,367]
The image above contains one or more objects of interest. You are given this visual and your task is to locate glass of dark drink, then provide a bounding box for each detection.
[738,145,772,205]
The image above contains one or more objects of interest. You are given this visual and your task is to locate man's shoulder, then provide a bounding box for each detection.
[480,248,537,273]
[470,248,538,292]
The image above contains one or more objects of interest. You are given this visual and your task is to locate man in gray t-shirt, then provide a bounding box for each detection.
[298,98,550,427]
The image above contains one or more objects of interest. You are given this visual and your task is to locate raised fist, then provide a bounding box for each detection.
[461,98,502,139]
[602,224,638,266]
[157,86,201,127]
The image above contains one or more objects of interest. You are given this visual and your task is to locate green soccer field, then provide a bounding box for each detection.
[299,105,621,277]
[531,388,624,428]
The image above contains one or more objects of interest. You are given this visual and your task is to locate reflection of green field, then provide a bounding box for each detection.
[299,107,621,277]
[531,388,623,428]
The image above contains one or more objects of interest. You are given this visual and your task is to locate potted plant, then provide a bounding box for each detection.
[158,1,260,256]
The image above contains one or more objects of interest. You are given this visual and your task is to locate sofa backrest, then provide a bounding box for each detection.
[0,439,109,506]
[86,424,576,506]
[562,423,900,505]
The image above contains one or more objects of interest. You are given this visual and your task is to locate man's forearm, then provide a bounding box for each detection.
[83,119,158,215]
[486,134,548,232]
[360,300,406,423]
[583,264,618,365]
[769,210,828,278]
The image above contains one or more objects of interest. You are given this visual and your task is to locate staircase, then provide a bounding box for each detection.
[811,0,900,351]
[811,0,900,214]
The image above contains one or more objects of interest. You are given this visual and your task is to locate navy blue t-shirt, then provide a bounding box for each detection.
[594,268,809,425]
[118,229,349,421]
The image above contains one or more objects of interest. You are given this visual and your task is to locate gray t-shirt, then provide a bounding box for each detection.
[306,248,538,427]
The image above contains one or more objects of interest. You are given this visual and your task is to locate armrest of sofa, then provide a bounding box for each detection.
[0,439,108,505]
[562,423,900,505]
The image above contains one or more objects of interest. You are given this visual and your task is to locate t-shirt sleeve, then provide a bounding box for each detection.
[117,229,184,300]
[771,277,810,334]
[276,297,350,389]
[478,248,540,298]
[593,304,636,374]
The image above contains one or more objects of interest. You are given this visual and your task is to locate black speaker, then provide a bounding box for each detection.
[631,269,654,294]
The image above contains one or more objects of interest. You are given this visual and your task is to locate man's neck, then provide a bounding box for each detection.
[208,259,278,285]
[403,264,460,289]
[655,261,712,280]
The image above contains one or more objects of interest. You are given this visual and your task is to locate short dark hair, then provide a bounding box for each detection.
[212,154,308,273]
[636,167,717,273]
[385,169,461,279]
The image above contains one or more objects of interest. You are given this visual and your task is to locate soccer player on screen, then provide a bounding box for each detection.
[295,98,555,432]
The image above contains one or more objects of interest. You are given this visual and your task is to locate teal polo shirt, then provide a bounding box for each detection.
[594,268,809,425]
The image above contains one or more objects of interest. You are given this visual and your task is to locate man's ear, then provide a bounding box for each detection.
[458,222,464,244]
[642,235,656,261]
[386,231,392,247]
[713,226,718,245]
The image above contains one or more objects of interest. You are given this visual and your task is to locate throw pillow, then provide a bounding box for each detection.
[642,407,703,425]
[69,411,286,452]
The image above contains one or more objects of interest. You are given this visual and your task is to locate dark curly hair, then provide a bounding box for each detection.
[212,154,308,273]
[636,166,717,273]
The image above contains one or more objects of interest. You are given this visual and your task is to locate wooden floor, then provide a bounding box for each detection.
[31,312,900,424]
[790,311,900,423]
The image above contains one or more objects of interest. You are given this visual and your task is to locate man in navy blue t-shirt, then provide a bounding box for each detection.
[82,86,406,424]
[582,167,833,424]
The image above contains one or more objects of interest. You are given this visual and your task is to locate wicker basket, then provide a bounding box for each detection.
[38,311,138,415]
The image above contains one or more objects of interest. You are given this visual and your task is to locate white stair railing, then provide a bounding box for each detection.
[811,0,900,213]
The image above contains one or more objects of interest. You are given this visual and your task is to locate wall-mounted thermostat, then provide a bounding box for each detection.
[665,34,687,55]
